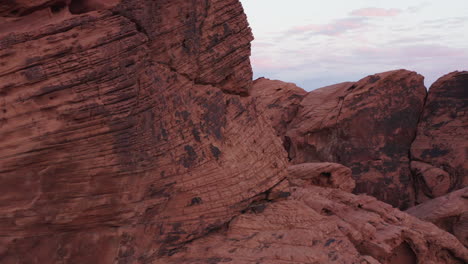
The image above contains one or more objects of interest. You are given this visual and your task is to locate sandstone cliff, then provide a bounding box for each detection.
[0,0,288,262]
[0,0,467,263]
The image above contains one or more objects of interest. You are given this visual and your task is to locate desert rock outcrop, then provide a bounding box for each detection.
[285,70,427,209]
[287,162,356,192]
[158,185,468,264]
[410,71,468,203]
[250,78,307,137]
[0,0,466,263]
[407,187,468,247]
[0,1,287,262]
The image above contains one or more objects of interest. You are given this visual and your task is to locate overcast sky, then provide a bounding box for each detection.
[241,0,468,90]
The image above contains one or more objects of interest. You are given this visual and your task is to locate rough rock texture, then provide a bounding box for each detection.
[287,162,356,192]
[286,70,427,209]
[407,187,468,247]
[250,78,307,137]
[158,185,468,264]
[410,71,468,203]
[0,0,120,17]
[0,0,61,17]
[0,1,288,263]
[1,1,467,263]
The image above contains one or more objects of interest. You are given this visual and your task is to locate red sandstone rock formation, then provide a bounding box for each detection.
[0,0,467,263]
[0,1,287,262]
[0,0,119,16]
[285,70,427,209]
[287,162,356,192]
[250,78,307,137]
[410,71,468,203]
[407,187,468,247]
[158,184,468,264]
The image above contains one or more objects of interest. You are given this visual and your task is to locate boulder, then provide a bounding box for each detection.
[287,162,356,192]
[410,71,468,203]
[407,187,468,247]
[286,70,427,209]
[249,78,307,137]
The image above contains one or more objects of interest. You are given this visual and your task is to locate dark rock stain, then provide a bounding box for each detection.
[324,238,336,247]
[192,128,201,142]
[23,65,44,81]
[421,146,449,159]
[181,145,198,168]
[209,144,221,160]
[189,197,203,206]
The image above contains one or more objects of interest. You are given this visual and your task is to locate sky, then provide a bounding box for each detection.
[241,0,468,90]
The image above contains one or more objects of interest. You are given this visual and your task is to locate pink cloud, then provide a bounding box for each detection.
[287,17,367,36]
[350,7,402,17]
[251,56,295,71]
[350,44,465,65]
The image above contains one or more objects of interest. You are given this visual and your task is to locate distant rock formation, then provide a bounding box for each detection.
[410,71,468,203]
[250,78,307,137]
[255,71,427,209]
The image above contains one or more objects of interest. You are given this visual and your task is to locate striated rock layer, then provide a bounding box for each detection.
[0,1,288,262]
[410,71,468,203]
[285,70,427,209]
[159,184,468,264]
[0,0,467,263]
[407,187,468,248]
[250,77,307,137]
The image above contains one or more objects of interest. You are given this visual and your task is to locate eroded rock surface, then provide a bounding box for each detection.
[158,185,468,264]
[287,162,356,192]
[286,70,427,209]
[410,71,468,203]
[1,0,467,263]
[0,1,287,262]
[407,187,468,247]
[0,0,120,17]
[250,78,307,137]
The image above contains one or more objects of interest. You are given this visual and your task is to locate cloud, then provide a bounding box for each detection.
[286,17,367,36]
[252,41,275,48]
[351,44,465,64]
[407,2,429,13]
[251,43,467,91]
[421,16,468,29]
[350,7,402,17]
[283,7,404,37]
[250,55,298,71]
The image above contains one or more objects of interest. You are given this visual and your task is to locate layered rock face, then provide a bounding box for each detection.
[0,1,288,262]
[249,78,307,137]
[1,1,467,263]
[160,184,468,264]
[284,71,427,209]
[410,71,468,203]
[407,187,468,248]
